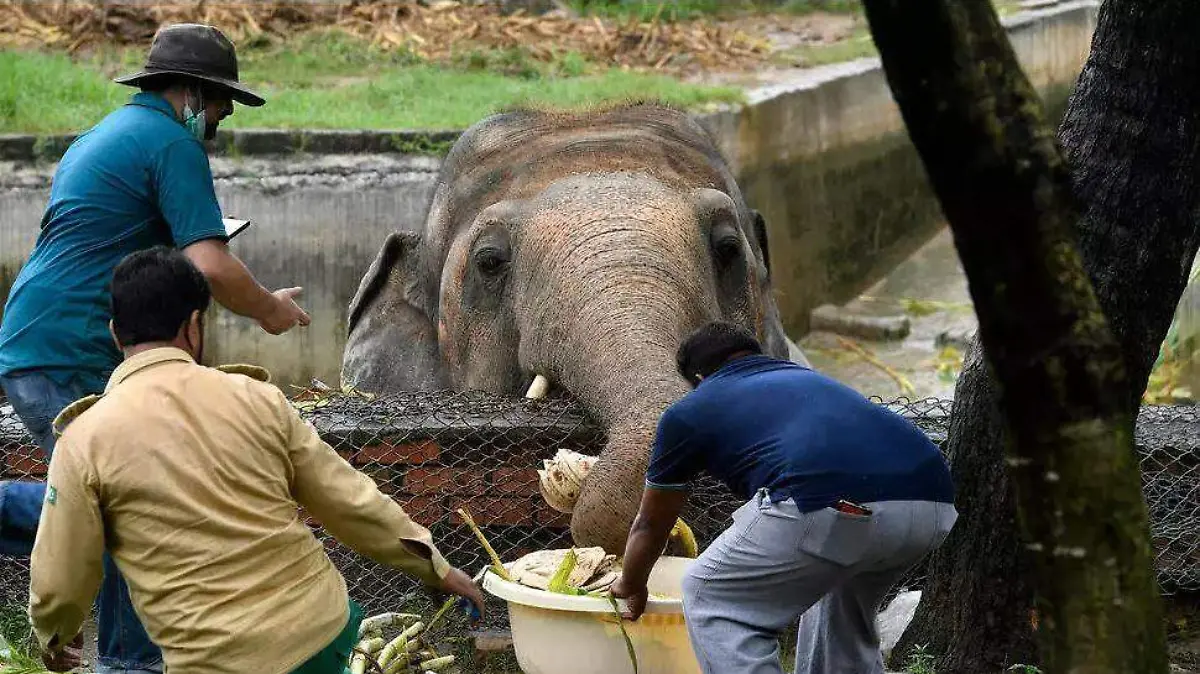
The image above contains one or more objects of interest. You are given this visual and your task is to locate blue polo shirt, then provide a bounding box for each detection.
[0,93,228,379]
[646,355,955,511]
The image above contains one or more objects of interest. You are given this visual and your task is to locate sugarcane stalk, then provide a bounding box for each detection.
[423,595,458,635]
[419,654,456,671]
[384,655,409,674]
[358,612,420,638]
[400,621,425,641]
[377,621,423,669]
[356,636,385,655]
[456,507,510,581]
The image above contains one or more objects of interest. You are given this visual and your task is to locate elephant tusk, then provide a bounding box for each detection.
[525,374,551,399]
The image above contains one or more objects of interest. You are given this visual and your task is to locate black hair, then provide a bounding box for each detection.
[138,74,229,100]
[138,73,177,93]
[111,246,211,346]
[675,321,763,385]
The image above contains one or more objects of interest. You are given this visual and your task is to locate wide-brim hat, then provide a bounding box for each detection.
[114,23,265,107]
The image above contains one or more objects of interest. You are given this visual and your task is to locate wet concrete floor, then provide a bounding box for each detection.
[801,228,977,402]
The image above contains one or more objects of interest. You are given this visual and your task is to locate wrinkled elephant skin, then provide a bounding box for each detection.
[341,103,810,553]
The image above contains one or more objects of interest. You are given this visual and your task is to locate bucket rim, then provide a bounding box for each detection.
[480,557,692,615]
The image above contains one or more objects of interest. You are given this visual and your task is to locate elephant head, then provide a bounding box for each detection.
[342,103,808,552]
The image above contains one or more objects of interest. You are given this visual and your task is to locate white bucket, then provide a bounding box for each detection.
[482,556,702,674]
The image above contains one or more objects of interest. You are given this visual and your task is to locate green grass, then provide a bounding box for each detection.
[567,0,1022,21]
[0,30,743,134]
[0,602,44,674]
[772,29,877,68]
[567,0,862,21]
[905,644,938,674]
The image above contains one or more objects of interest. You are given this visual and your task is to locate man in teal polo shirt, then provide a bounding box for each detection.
[0,23,309,673]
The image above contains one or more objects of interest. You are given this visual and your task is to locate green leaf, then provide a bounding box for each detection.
[605,594,638,674]
[547,548,579,594]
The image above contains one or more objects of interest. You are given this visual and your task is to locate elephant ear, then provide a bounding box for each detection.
[751,208,772,278]
[342,232,449,393]
[748,208,813,368]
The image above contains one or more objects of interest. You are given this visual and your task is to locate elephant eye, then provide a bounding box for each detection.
[474,247,509,276]
[712,234,742,266]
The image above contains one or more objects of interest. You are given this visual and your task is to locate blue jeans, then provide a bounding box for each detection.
[0,369,163,673]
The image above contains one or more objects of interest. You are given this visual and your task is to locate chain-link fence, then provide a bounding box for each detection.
[1,393,1197,668]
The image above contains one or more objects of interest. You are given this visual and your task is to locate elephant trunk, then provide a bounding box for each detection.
[516,211,717,553]
[569,371,693,552]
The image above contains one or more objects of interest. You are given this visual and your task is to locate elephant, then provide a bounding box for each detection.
[341,102,810,553]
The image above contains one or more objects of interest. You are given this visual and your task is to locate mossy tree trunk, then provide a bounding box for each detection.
[859,0,1200,672]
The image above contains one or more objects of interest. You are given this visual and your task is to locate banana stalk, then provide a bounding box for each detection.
[670,518,698,558]
[605,594,639,674]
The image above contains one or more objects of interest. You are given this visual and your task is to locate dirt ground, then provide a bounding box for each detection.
[0,1,864,80]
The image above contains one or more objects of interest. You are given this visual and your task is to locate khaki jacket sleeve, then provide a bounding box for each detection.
[280,393,451,587]
[28,438,105,651]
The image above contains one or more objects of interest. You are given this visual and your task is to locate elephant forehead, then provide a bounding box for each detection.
[528,172,693,212]
[453,132,729,205]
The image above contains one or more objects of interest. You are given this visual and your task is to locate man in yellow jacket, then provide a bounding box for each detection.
[28,246,484,673]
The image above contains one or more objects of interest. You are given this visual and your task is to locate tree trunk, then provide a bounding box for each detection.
[1059,2,1200,407]
[858,1,1200,671]
[894,347,1039,672]
[890,2,1200,671]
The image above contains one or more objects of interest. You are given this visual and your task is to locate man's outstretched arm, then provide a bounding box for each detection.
[277,391,484,615]
[154,136,310,336]
[184,239,311,335]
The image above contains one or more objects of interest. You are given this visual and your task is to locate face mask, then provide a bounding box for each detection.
[181,88,208,142]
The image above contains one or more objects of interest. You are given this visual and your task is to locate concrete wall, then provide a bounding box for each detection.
[698,0,1099,333]
[0,1,1099,388]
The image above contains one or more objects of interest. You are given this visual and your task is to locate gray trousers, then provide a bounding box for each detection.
[681,490,957,674]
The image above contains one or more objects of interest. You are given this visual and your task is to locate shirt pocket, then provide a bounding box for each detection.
[798,507,875,567]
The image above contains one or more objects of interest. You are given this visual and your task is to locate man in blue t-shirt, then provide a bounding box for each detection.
[0,24,309,674]
[611,322,958,674]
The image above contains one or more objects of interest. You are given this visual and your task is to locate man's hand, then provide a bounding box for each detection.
[259,287,311,335]
[438,567,486,624]
[613,487,687,622]
[41,633,83,672]
[610,575,649,621]
[184,240,314,334]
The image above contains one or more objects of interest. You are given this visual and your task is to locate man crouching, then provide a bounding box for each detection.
[611,322,957,674]
[28,246,484,673]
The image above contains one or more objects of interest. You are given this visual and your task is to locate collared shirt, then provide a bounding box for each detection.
[645,355,955,511]
[29,348,451,674]
[0,93,227,380]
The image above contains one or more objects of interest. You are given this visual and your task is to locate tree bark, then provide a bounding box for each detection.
[890,2,1200,671]
[895,347,1039,672]
[1059,2,1200,407]
[858,1,1200,672]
